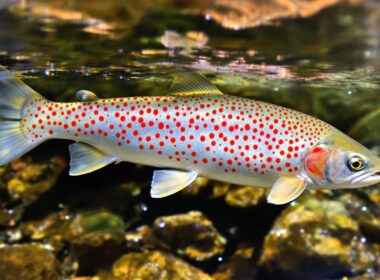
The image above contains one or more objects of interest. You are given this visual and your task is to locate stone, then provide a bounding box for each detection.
[225,186,266,207]
[67,210,126,275]
[111,251,212,280]
[0,244,61,280]
[144,211,226,261]
[258,197,379,279]
[213,243,256,280]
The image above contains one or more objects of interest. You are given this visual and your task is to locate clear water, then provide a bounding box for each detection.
[0,0,380,277]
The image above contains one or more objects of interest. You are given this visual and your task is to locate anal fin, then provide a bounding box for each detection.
[267,175,307,205]
[69,143,116,176]
[151,169,198,198]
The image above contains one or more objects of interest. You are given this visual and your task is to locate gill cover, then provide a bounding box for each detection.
[304,145,329,183]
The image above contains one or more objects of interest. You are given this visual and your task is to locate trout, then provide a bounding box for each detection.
[0,67,379,204]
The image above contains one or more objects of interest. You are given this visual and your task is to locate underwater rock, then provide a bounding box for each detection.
[125,211,226,261]
[183,179,266,207]
[125,225,151,252]
[0,244,61,280]
[144,211,226,261]
[339,192,380,244]
[0,155,66,227]
[67,210,126,275]
[5,155,66,200]
[258,197,379,280]
[71,230,126,275]
[181,177,211,196]
[225,186,266,207]
[112,251,212,280]
[67,210,125,238]
[16,211,72,251]
[213,243,256,280]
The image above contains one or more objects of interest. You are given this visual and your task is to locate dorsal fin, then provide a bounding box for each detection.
[76,90,99,102]
[168,71,223,96]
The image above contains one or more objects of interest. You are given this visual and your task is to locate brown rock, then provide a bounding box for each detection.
[0,244,61,280]
[225,186,266,207]
[144,211,226,261]
[213,243,256,280]
[111,251,212,280]
[258,197,378,280]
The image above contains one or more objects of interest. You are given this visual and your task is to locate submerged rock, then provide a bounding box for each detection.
[125,211,226,261]
[339,192,380,244]
[112,251,212,280]
[183,178,266,207]
[144,211,226,261]
[0,244,61,280]
[17,211,72,251]
[67,210,126,275]
[4,155,66,200]
[213,243,256,280]
[0,156,66,227]
[225,186,266,207]
[71,230,126,275]
[258,197,379,280]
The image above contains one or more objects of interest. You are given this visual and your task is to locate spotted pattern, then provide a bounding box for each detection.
[22,95,334,184]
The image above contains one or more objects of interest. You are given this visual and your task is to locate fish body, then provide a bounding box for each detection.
[24,94,333,188]
[1,68,380,204]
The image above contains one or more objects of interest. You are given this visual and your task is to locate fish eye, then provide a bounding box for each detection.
[347,156,366,171]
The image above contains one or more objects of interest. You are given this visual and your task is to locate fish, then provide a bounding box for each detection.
[0,66,379,204]
[160,30,208,51]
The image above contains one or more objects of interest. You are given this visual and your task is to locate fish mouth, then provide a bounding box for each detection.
[352,169,380,187]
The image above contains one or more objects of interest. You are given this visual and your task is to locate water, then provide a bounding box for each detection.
[0,0,380,279]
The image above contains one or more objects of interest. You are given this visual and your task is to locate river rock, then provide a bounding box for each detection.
[0,244,61,280]
[111,251,212,280]
[144,211,226,261]
[258,197,379,280]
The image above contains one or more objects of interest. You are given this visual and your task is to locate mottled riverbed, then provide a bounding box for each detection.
[0,0,380,279]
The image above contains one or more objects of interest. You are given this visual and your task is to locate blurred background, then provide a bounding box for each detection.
[0,0,380,279]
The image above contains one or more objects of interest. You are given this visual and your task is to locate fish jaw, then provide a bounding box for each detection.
[351,162,380,188]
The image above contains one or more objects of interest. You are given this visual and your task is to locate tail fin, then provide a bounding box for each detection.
[0,66,44,166]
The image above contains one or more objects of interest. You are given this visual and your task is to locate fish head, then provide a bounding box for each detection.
[303,131,380,189]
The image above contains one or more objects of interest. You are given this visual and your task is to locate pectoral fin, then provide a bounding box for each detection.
[76,90,99,102]
[69,143,116,176]
[151,169,198,198]
[267,175,307,205]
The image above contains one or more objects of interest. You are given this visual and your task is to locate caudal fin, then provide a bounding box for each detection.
[0,66,44,165]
